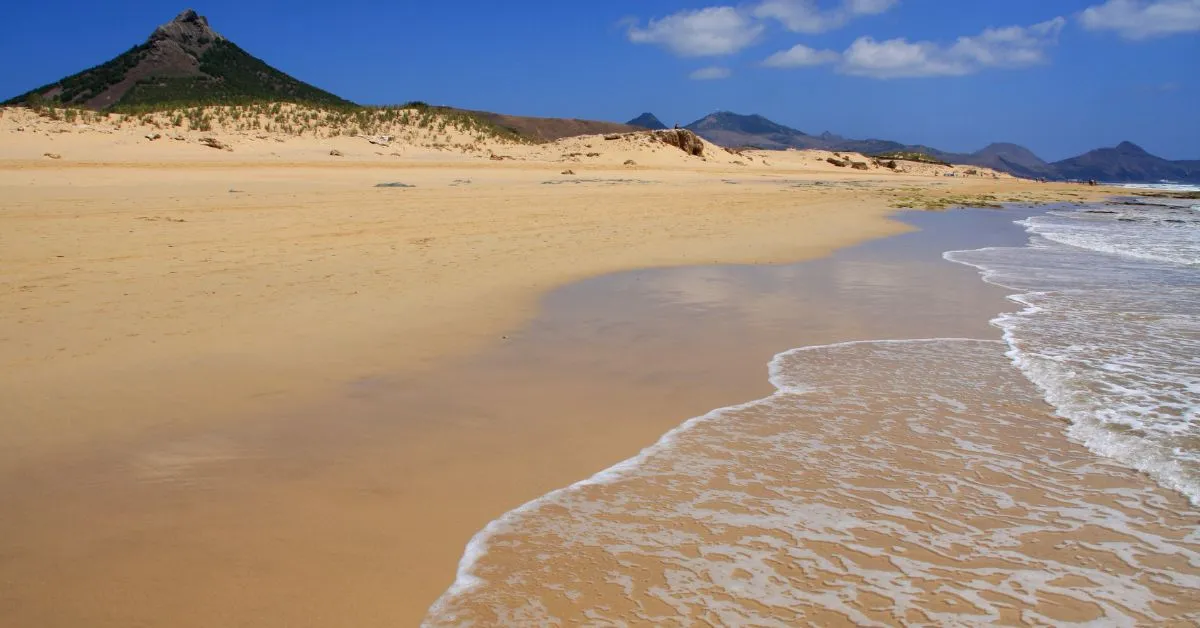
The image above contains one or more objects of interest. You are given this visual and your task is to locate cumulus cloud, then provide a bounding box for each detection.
[762,44,841,67]
[629,2,1068,81]
[754,0,898,34]
[838,17,1066,78]
[690,66,734,80]
[626,7,764,56]
[1080,0,1200,39]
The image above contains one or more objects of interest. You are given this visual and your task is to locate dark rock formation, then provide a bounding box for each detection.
[198,136,230,151]
[655,129,704,157]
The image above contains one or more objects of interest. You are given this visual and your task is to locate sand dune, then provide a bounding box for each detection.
[1,104,1011,178]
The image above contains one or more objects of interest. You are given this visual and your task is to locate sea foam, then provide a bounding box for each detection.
[947,200,1200,504]
[425,340,1199,625]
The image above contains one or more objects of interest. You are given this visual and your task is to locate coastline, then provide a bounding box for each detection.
[0,162,908,470]
[425,206,1199,625]
[0,150,1103,472]
[0,132,1113,626]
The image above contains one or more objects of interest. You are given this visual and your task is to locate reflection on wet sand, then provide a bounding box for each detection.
[427,340,1199,625]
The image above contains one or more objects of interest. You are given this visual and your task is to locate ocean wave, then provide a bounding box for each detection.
[946,205,1200,505]
[1017,211,1200,267]
[1120,182,1200,192]
[425,339,1199,625]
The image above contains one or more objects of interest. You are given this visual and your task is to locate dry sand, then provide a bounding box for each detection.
[0,106,1111,626]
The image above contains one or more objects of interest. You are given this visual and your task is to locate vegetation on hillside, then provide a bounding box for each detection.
[117,40,353,109]
[872,150,950,166]
[5,101,530,147]
[4,44,153,107]
[4,39,352,110]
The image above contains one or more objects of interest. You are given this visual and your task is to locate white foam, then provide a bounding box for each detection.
[424,340,1200,625]
[1120,182,1200,192]
[1020,212,1200,267]
[946,206,1200,505]
[424,203,1199,624]
[425,337,1002,624]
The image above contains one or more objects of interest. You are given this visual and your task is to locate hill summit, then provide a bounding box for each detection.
[5,9,352,110]
[626,113,667,130]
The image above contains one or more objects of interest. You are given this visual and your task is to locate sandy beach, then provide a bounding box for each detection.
[0,109,1121,626]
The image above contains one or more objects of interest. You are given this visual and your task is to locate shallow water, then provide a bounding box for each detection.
[948,197,1200,504]
[425,204,1200,626]
[427,339,1199,626]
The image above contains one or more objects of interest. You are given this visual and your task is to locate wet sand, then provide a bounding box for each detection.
[424,207,1198,624]
[0,164,917,476]
[1,206,1134,627]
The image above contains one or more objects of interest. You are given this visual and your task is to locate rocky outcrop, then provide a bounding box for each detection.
[654,129,704,157]
[198,137,230,151]
[149,9,222,56]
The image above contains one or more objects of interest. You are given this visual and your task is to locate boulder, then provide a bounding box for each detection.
[561,169,575,175]
[329,149,343,157]
[43,152,62,160]
[623,159,637,166]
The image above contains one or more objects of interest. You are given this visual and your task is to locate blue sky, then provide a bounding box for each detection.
[3,0,1197,160]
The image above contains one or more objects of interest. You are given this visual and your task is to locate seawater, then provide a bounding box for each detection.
[424,198,1200,626]
[947,193,1200,503]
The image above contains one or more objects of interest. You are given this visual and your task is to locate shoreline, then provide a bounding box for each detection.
[1,130,1114,626]
[425,205,1199,625]
[1,156,1102,472]
[1,163,912,468]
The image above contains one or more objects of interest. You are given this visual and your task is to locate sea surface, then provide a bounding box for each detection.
[424,193,1200,626]
[948,188,1200,505]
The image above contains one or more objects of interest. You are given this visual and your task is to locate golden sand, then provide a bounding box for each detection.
[0,110,1111,626]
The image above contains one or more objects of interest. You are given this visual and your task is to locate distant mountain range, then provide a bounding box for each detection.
[1052,142,1200,183]
[669,111,1199,183]
[4,9,351,109]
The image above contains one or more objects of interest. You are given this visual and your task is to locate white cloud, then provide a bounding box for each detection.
[838,17,1066,78]
[690,66,734,80]
[948,18,1067,68]
[763,44,841,67]
[1080,0,1200,39]
[840,38,967,77]
[626,7,764,56]
[754,0,898,34]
